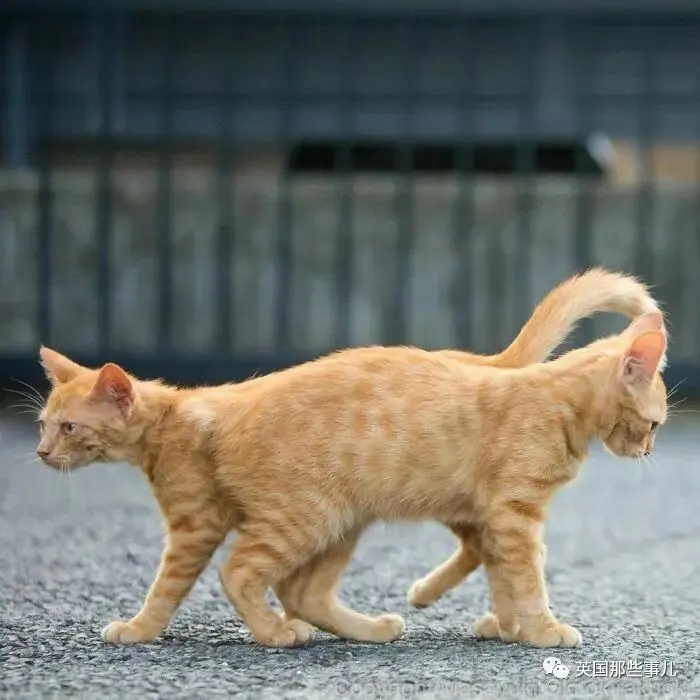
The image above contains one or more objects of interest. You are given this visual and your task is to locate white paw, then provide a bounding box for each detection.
[101,620,156,644]
[407,580,435,609]
[473,612,502,639]
[372,613,406,643]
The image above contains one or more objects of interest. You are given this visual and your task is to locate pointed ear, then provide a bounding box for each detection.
[620,330,667,385]
[39,346,86,386]
[89,363,135,419]
[623,311,666,338]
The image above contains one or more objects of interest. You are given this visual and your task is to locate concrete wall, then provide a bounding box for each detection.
[0,163,696,361]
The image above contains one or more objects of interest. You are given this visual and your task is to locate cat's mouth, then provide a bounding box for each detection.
[39,453,93,471]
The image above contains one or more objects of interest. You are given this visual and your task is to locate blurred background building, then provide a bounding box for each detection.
[0,0,698,391]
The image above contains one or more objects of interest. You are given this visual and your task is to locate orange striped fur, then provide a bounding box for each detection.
[34,269,666,649]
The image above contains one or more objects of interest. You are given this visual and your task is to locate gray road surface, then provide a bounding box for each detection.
[1,407,700,699]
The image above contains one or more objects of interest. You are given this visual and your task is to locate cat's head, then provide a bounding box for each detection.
[35,347,138,471]
[600,312,668,459]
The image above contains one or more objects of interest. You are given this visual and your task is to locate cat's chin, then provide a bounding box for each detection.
[602,442,641,459]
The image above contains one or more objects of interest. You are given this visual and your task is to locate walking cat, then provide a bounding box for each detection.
[34,270,665,648]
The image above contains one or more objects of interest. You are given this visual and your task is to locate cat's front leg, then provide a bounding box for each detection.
[102,516,225,644]
[482,516,580,648]
[473,540,548,640]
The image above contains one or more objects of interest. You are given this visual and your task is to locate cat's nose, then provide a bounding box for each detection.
[644,450,651,456]
[36,448,50,459]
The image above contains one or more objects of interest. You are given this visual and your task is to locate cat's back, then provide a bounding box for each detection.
[186,346,505,519]
[181,346,507,445]
[186,346,491,428]
[256,345,481,408]
[204,346,495,458]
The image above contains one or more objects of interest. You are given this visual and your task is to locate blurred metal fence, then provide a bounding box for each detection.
[1,5,700,391]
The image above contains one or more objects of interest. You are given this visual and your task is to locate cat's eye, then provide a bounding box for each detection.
[61,421,77,435]
[38,419,45,432]
[650,421,659,432]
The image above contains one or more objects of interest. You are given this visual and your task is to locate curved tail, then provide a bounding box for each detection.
[438,267,662,369]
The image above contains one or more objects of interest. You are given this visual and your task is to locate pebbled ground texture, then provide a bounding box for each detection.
[1,408,700,699]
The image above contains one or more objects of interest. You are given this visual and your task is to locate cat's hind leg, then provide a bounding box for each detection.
[275,527,405,643]
[218,519,323,648]
[407,523,482,609]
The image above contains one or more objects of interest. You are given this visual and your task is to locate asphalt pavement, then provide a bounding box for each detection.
[1,404,700,699]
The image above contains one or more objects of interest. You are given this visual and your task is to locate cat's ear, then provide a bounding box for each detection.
[89,363,135,419]
[623,311,666,338]
[39,346,86,386]
[620,330,667,385]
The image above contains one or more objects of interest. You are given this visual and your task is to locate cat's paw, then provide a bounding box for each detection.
[279,613,315,641]
[473,612,501,639]
[519,622,582,648]
[261,619,314,648]
[101,620,159,645]
[369,613,406,643]
[407,578,438,609]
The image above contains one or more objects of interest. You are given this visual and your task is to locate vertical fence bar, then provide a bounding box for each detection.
[37,22,55,347]
[5,17,29,168]
[386,18,415,346]
[695,45,700,355]
[512,18,539,333]
[573,22,595,274]
[215,21,235,352]
[452,17,476,350]
[274,17,297,351]
[571,19,597,347]
[111,12,126,134]
[334,19,355,349]
[95,11,114,355]
[634,25,657,283]
[157,15,175,352]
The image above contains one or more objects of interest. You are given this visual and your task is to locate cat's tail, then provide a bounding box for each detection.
[442,267,663,368]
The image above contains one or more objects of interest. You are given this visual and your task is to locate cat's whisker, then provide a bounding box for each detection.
[9,397,40,408]
[11,408,38,417]
[66,466,73,504]
[666,408,700,418]
[58,459,73,505]
[13,378,46,405]
[12,408,42,418]
[645,452,663,475]
[665,378,686,401]
[637,455,649,474]
[4,387,45,412]
[641,454,660,476]
[667,398,687,412]
[7,451,38,468]
[634,456,644,484]
[4,387,42,405]
[9,401,43,415]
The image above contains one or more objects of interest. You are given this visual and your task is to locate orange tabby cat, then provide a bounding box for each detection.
[273,267,663,631]
[35,303,666,650]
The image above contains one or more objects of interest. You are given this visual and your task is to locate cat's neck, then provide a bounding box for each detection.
[530,347,619,453]
[117,380,181,469]
[120,381,243,474]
